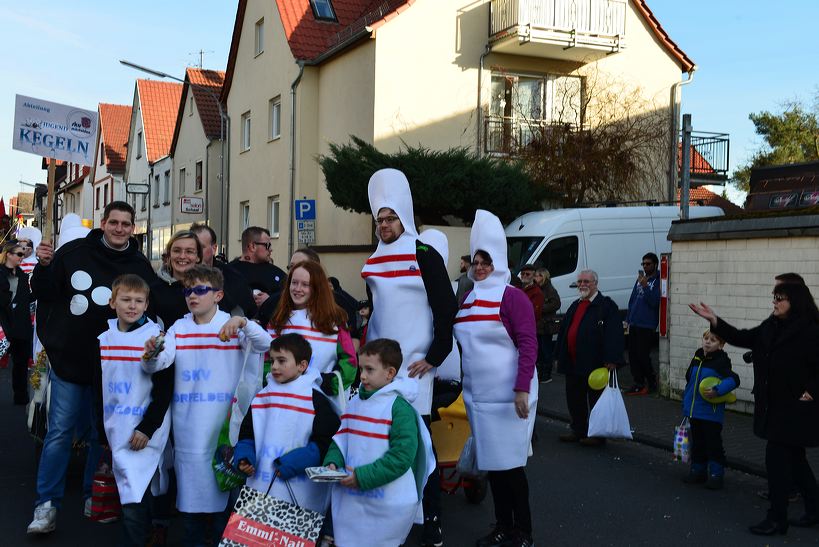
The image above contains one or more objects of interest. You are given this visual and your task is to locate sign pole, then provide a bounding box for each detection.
[43,157,56,244]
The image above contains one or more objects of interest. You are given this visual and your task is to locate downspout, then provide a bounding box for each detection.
[288,62,305,259]
[476,45,491,155]
[668,66,697,202]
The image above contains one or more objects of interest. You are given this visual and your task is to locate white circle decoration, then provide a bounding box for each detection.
[71,270,92,291]
[91,286,112,306]
[70,294,89,316]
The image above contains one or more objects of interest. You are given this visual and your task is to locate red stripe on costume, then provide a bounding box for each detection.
[175,333,238,339]
[365,254,416,265]
[361,270,421,279]
[336,428,390,440]
[460,299,502,310]
[100,345,144,351]
[278,325,337,334]
[340,413,392,425]
[101,356,142,362]
[255,392,313,401]
[176,344,241,350]
[250,402,315,415]
[454,314,502,323]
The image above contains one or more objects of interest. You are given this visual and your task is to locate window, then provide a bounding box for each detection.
[310,0,337,21]
[507,236,544,272]
[163,170,170,204]
[254,18,264,56]
[99,142,105,166]
[103,184,108,206]
[240,201,250,232]
[269,196,280,237]
[179,167,186,195]
[188,96,194,117]
[269,97,281,140]
[136,131,143,159]
[241,111,251,151]
[141,192,147,211]
[95,187,101,210]
[153,174,160,206]
[195,161,203,192]
[537,236,579,278]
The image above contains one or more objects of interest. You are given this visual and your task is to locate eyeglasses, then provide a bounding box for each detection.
[576,279,595,284]
[375,216,399,225]
[8,252,24,258]
[183,285,219,297]
[520,271,534,276]
[471,261,493,268]
[772,294,788,302]
[253,241,272,250]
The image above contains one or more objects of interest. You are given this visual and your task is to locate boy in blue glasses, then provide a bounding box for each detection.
[144,265,271,544]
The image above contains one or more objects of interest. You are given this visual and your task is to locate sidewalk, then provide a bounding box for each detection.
[536,372,819,477]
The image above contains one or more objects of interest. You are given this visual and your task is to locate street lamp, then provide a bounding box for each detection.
[119,59,230,255]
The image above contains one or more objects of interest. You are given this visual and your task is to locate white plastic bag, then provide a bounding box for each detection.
[456,436,486,478]
[587,370,633,439]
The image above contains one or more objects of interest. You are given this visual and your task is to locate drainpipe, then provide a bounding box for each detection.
[477,45,491,155]
[288,62,305,259]
[668,66,697,202]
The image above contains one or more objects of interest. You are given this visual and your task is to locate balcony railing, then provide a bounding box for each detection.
[678,131,730,184]
[485,115,580,155]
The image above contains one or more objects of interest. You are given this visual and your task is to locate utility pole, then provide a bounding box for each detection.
[680,114,692,221]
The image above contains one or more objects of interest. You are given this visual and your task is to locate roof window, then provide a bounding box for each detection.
[310,0,337,22]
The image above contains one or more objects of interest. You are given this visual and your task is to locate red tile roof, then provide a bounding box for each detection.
[98,103,132,175]
[136,79,184,164]
[169,68,226,156]
[677,143,716,176]
[632,0,695,72]
[677,187,744,216]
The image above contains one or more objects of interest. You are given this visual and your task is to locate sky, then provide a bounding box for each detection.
[2,1,818,206]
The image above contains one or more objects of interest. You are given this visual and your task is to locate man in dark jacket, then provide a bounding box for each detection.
[555,269,624,447]
[229,226,286,310]
[624,252,660,395]
[26,201,159,535]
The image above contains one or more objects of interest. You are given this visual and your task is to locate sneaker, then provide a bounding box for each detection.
[624,385,649,396]
[27,501,57,534]
[422,515,443,547]
[83,497,92,518]
[540,375,553,384]
[476,526,514,547]
[512,531,535,547]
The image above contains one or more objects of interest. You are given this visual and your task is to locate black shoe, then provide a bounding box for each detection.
[422,515,443,547]
[748,518,788,536]
[789,514,819,528]
[510,531,534,547]
[540,375,553,384]
[476,526,514,547]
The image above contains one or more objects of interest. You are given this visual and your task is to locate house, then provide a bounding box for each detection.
[168,68,226,240]
[9,193,35,227]
[676,187,744,216]
[124,79,184,261]
[222,0,697,295]
[90,103,132,227]
[55,162,91,223]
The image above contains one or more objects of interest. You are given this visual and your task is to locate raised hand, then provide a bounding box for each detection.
[688,302,717,326]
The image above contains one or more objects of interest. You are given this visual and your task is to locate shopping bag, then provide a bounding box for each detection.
[587,370,633,439]
[219,480,325,547]
[673,417,691,463]
[28,351,50,443]
[456,436,486,478]
[89,451,121,523]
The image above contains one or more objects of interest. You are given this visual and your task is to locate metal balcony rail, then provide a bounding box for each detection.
[484,115,581,154]
[491,0,627,37]
[678,131,730,181]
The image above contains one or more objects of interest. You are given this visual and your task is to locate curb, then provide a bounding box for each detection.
[536,407,767,478]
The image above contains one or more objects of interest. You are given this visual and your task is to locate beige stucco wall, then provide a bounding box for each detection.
[171,89,213,233]
[664,237,819,414]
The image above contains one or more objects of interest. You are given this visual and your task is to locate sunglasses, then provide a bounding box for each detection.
[772,294,788,302]
[183,285,219,297]
[253,241,272,250]
[8,252,24,258]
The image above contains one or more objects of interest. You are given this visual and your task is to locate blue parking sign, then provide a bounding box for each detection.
[295,199,316,220]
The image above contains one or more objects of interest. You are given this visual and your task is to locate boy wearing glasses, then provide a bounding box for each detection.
[144,265,271,543]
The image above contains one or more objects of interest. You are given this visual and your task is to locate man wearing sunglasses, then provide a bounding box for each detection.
[624,252,661,396]
[229,226,286,309]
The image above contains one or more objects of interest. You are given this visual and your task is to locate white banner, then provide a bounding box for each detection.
[12,94,98,166]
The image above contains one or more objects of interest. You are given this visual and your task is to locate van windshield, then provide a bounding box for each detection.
[507,236,543,273]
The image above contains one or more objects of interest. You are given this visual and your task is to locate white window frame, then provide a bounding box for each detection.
[269,97,281,141]
[241,111,251,152]
[254,18,264,56]
[269,196,280,238]
[240,201,250,232]
[178,167,186,195]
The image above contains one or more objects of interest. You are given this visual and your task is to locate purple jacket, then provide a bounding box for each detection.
[499,286,538,392]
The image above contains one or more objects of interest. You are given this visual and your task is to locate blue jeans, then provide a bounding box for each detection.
[35,371,102,507]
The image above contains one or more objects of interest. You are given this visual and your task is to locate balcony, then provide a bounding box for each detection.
[678,132,730,186]
[485,115,579,155]
[489,0,627,61]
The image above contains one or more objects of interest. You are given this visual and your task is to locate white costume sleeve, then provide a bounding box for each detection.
[239,319,273,353]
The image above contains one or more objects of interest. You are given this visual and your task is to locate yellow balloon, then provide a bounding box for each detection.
[698,377,736,404]
[588,368,609,390]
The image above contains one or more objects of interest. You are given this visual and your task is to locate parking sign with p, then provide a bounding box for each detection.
[295,199,316,221]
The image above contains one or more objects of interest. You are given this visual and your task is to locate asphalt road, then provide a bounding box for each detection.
[3,365,818,546]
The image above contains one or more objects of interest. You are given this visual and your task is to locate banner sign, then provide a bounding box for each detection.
[12,94,98,166]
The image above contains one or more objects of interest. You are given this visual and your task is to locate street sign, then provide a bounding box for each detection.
[298,230,315,244]
[295,199,316,220]
[180,196,204,214]
[12,95,98,166]
[126,183,150,195]
[297,220,315,231]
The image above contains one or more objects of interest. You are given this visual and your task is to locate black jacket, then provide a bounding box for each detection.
[713,316,819,447]
[214,259,256,318]
[229,259,286,296]
[0,265,33,340]
[555,292,624,377]
[31,229,158,385]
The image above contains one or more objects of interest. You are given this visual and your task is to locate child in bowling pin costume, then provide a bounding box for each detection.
[99,274,173,546]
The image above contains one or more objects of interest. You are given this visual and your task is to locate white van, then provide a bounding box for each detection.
[505,206,724,313]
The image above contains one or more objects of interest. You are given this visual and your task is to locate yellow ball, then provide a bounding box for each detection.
[698,377,736,404]
[588,367,609,390]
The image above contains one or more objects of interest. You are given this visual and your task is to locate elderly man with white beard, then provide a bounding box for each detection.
[554,269,624,447]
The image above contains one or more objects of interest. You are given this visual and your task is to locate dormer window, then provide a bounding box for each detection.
[311,0,337,22]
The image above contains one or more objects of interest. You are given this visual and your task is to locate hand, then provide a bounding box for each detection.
[514,391,529,419]
[800,391,814,402]
[129,430,149,450]
[688,302,717,326]
[253,291,270,308]
[603,362,617,371]
[219,316,247,342]
[638,273,648,287]
[703,388,719,400]
[238,460,256,476]
[339,467,358,489]
[408,358,433,379]
[36,242,54,266]
[327,463,337,471]
[143,336,160,359]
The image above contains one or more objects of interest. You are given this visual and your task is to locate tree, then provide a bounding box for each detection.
[319,136,549,225]
[732,95,819,192]
[495,68,669,205]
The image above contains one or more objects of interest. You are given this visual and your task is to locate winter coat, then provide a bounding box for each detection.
[555,292,624,377]
[0,265,33,340]
[681,348,739,424]
[626,273,660,330]
[712,315,819,447]
[537,282,560,335]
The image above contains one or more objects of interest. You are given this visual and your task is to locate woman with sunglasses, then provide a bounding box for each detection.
[149,231,204,329]
[691,282,819,536]
[0,241,34,404]
[268,260,357,400]
[453,210,538,547]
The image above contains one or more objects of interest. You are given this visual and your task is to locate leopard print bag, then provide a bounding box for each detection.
[219,483,324,547]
